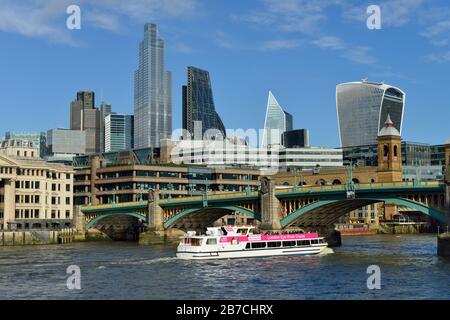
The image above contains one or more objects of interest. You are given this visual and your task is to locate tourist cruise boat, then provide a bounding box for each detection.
[176,226,328,260]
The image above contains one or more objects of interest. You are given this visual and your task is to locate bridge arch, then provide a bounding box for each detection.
[86,212,148,229]
[163,205,261,230]
[280,196,447,228]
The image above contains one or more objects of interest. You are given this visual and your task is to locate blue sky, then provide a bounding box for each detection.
[0,0,449,147]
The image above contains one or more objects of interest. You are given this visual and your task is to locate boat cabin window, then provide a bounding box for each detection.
[245,243,251,249]
[231,238,239,245]
[282,241,296,247]
[318,239,326,244]
[267,241,281,248]
[206,238,217,245]
[190,238,202,246]
[297,240,310,246]
[311,239,319,245]
[236,228,248,235]
[251,242,266,249]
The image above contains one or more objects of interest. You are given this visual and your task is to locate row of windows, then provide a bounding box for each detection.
[0,167,14,175]
[77,172,259,181]
[245,239,325,249]
[15,209,71,219]
[15,180,71,191]
[16,169,71,180]
[15,195,71,205]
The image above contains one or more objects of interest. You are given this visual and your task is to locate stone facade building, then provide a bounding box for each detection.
[0,140,74,230]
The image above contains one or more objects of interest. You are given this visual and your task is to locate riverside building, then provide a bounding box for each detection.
[0,139,74,230]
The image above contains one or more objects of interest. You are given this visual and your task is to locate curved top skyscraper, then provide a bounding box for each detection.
[134,23,172,148]
[336,81,405,148]
[262,91,293,147]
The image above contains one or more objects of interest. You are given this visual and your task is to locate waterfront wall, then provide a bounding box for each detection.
[0,228,76,246]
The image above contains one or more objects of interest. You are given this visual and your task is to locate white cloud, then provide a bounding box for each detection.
[259,39,302,51]
[172,43,194,53]
[0,0,198,44]
[312,36,344,50]
[345,46,376,65]
[0,0,77,45]
[235,0,342,35]
[343,0,424,27]
[426,51,450,63]
[213,31,235,49]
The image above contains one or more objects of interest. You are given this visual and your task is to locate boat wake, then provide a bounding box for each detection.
[106,257,177,267]
[318,247,334,255]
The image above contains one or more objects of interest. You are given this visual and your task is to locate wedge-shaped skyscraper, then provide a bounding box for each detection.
[182,66,226,139]
[262,91,293,147]
[336,81,405,148]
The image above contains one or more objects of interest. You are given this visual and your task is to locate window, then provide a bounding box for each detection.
[51,197,56,205]
[66,197,71,205]
[206,238,217,245]
[35,195,40,203]
[190,238,202,246]
[52,184,56,191]
[282,241,296,247]
[297,240,310,246]
[267,241,281,248]
[35,210,39,219]
[383,145,389,158]
[65,210,70,218]
[66,184,70,192]
[311,239,319,245]
[66,174,70,180]
[25,181,30,189]
[251,242,266,249]
[35,181,40,189]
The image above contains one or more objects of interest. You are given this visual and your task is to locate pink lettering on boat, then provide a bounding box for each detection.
[219,233,319,243]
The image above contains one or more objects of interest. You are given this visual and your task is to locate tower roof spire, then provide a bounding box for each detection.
[378,113,400,137]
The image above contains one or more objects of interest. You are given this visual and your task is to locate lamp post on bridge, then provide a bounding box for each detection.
[346,162,356,199]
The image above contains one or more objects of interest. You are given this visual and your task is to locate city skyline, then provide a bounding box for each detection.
[1,1,450,147]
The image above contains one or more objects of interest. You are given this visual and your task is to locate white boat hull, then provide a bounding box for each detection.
[177,244,327,260]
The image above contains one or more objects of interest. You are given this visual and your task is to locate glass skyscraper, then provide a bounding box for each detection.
[105,114,134,152]
[262,91,293,147]
[134,23,172,148]
[182,66,226,139]
[336,81,405,148]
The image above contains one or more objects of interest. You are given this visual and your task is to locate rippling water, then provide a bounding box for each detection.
[0,234,449,300]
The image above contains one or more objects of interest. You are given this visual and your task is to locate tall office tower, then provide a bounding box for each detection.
[4,131,46,157]
[262,91,293,147]
[70,91,101,154]
[105,114,134,152]
[134,23,172,148]
[99,102,113,152]
[182,66,226,139]
[336,81,405,148]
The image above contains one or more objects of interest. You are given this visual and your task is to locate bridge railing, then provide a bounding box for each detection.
[158,191,259,204]
[275,180,441,195]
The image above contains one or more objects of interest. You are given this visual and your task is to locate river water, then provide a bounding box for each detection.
[0,234,449,300]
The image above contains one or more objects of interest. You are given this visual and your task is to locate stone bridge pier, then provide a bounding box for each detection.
[260,176,342,247]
